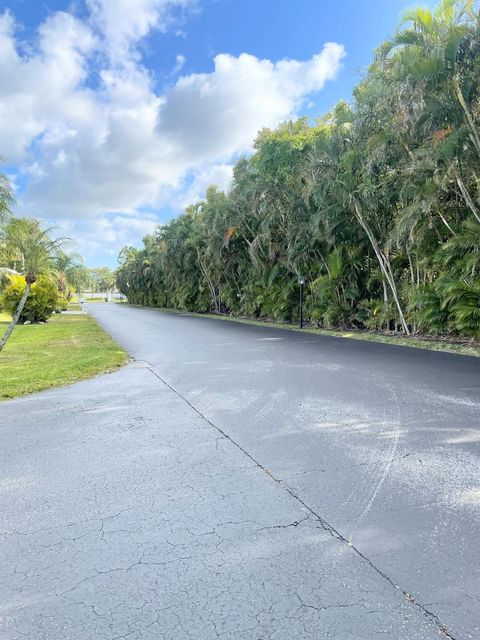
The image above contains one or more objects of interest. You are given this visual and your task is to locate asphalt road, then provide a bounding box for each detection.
[1,304,480,639]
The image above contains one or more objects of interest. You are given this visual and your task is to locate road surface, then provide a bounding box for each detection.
[1,303,479,639]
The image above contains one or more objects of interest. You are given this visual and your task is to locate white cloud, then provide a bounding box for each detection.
[86,0,194,63]
[0,10,97,160]
[0,2,345,263]
[58,214,159,259]
[172,53,186,75]
[176,163,234,210]
[159,45,345,163]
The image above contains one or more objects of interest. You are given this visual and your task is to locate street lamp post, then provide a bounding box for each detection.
[298,276,305,329]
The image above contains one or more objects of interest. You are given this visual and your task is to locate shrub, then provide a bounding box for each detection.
[435,277,480,337]
[3,274,59,323]
[357,298,396,331]
[56,295,68,313]
[407,284,450,334]
[0,271,10,295]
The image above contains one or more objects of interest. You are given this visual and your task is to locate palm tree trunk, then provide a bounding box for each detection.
[198,259,219,312]
[453,75,480,160]
[353,200,410,334]
[0,284,31,352]
[454,169,480,223]
[407,249,415,285]
[437,211,455,235]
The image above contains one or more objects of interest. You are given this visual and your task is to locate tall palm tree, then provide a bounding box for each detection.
[115,0,480,338]
[0,218,69,352]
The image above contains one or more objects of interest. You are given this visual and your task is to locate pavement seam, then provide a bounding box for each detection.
[138,359,457,640]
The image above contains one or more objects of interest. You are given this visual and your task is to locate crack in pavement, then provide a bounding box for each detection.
[137,358,457,640]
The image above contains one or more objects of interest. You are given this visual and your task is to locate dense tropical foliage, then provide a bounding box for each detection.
[120,0,478,338]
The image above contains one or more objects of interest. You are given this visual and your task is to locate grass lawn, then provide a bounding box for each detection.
[0,313,128,400]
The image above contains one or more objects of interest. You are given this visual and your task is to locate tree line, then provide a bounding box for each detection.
[122,2,476,338]
[0,176,116,350]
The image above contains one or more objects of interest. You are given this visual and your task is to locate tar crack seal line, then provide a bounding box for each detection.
[135,358,457,640]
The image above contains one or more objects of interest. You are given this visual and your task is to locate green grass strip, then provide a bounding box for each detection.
[0,313,128,400]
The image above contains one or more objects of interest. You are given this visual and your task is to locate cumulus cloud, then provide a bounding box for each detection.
[0,1,345,262]
[0,10,97,160]
[59,215,159,259]
[86,0,194,63]
[160,45,345,163]
[175,163,234,210]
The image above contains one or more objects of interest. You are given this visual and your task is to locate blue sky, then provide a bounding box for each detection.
[0,0,435,267]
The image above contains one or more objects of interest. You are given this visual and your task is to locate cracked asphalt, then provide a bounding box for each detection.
[1,304,480,639]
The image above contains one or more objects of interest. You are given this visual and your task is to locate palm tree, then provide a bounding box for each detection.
[378,1,480,215]
[54,251,90,295]
[115,0,480,338]
[0,167,14,225]
[0,218,69,352]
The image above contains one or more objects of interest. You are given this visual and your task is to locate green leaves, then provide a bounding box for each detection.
[1,217,70,278]
[116,0,480,340]
[0,172,15,226]
[3,274,59,323]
